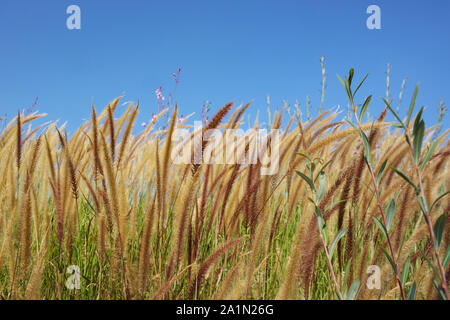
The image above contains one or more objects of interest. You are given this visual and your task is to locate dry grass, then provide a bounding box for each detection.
[0,96,448,300]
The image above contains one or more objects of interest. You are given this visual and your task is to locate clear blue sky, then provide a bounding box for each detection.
[0,0,449,132]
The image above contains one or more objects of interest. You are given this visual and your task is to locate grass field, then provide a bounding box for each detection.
[0,69,448,300]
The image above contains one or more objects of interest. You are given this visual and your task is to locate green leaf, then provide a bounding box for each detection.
[383,99,406,130]
[405,133,412,148]
[443,245,450,268]
[413,106,424,132]
[381,247,398,275]
[316,212,326,237]
[386,199,396,231]
[419,248,439,278]
[344,118,359,132]
[324,199,347,214]
[430,190,450,213]
[314,205,324,219]
[377,159,388,187]
[353,73,369,97]
[329,228,347,257]
[401,256,411,287]
[413,119,425,165]
[343,76,353,103]
[296,170,315,193]
[309,162,316,176]
[314,160,332,182]
[296,152,311,162]
[433,213,446,250]
[433,279,447,300]
[417,196,429,219]
[359,95,372,123]
[390,167,419,193]
[348,68,354,87]
[317,171,326,203]
[360,130,372,166]
[420,139,439,170]
[345,279,360,300]
[373,217,388,240]
[337,74,346,88]
[408,282,417,300]
[407,84,419,125]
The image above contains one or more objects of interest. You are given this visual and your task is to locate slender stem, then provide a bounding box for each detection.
[353,109,406,300]
[367,166,406,300]
[404,131,449,299]
[318,228,344,300]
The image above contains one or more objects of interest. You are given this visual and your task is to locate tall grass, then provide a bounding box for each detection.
[0,73,448,300]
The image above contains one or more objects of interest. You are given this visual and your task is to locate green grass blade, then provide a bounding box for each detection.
[345,279,360,300]
[443,245,450,268]
[430,190,450,213]
[433,213,446,250]
[420,139,439,170]
[359,95,372,123]
[385,199,396,231]
[401,256,410,287]
[329,228,347,257]
[407,84,419,125]
[408,282,417,300]
[381,247,398,275]
[373,217,388,240]
[390,167,419,193]
[296,170,315,193]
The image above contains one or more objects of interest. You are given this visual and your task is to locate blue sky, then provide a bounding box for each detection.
[0,0,449,132]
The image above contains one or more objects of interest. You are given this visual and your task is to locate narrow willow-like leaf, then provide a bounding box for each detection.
[382,247,398,275]
[407,84,419,125]
[413,106,424,133]
[420,248,439,278]
[337,74,346,90]
[433,279,447,300]
[348,68,354,86]
[353,73,369,97]
[296,152,311,162]
[360,130,372,166]
[413,119,425,164]
[324,199,347,214]
[359,95,372,122]
[296,170,315,193]
[384,99,406,130]
[377,159,388,187]
[443,245,450,268]
[385,199,396,231]
[314,160,332,182]
[408,282,417,300]
[373,217,388,240]
[420,139,439,170]
[430,190,450,213]
[344,118,359,132]
[433,213,446,250]
[317,172,326,203]
[401,256,411,287]
[345,279,360,300]
[329,228,347,257]
[390,167,419,193]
